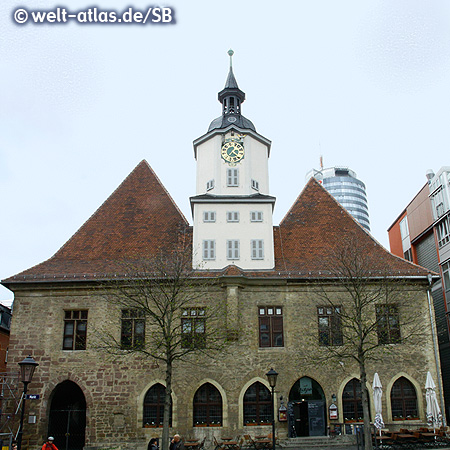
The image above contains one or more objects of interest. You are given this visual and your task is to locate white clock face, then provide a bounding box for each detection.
[221,142,244,164]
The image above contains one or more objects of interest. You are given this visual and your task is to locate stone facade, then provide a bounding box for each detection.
[6,276,441,450]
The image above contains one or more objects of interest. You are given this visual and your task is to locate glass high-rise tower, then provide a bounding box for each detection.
[306,166,370,231]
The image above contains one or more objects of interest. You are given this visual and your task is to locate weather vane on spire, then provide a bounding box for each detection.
[228,49,234,69]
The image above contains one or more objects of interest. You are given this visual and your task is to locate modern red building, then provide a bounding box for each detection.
[388,168,450,419]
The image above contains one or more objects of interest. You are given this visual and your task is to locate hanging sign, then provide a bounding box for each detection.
[278,405,287,422]
[329,403,338,420]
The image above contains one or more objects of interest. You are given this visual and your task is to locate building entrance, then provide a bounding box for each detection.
[288,377,326,437]
[48,381,86,450]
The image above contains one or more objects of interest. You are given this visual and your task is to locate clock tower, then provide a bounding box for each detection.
[190,50,275,270]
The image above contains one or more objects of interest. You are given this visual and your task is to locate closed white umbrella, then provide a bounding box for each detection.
[372,373,384,433]
[425,371,442,431]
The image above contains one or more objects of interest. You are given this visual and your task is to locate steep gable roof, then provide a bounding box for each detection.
[4,160,191,282]
[272,177,429,277]
[3,168,430,286]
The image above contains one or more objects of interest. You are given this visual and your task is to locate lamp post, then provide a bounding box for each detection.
[266,368,278,450]
[17,356,39,450]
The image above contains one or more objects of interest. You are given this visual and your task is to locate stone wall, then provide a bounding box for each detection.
[6,277,442,450]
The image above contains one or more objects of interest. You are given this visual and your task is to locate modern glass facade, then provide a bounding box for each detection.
[306,167,371,231]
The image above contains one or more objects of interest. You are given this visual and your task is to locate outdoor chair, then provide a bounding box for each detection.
[214,436,224,450]
[241,435,253,450]
[198,437,206,450]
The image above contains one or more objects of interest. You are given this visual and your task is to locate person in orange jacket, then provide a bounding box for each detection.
[42,437,58,450]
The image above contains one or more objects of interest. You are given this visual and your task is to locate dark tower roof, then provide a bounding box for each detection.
[208,50,256,132]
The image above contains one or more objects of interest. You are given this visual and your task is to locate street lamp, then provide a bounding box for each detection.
[17,356,39,450]
[266,368,278,450]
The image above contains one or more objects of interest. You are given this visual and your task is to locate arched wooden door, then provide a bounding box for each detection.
[48,381,86,450]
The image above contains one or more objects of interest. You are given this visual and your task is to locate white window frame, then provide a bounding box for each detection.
[206,179,215,191]
[438,217,450,248]
[227,240,240,260]
[251,179,259,191]
[443,261,450,292]
[251,239,264,260]
[203,240,216,260]
[227,168,239,187]
[250,211,263,222]
[203,211,216,223]
[227,211,240,223]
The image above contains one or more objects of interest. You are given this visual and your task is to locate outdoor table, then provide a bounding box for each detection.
[185,443,200,449]
[222,441,238,450]
[254,439,271,450]
[397,434,417,441]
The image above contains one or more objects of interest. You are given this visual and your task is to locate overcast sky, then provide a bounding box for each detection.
[2,0,450,303]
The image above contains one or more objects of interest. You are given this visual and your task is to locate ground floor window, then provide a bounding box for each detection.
[193,383,222,426]
[243,382,271,425]
[391,377,418,419]
[143,383,172,427]
[342,378,364,422]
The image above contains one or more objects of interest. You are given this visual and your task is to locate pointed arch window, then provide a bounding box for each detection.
[391,377,418,419]
[143,383,172,427]
[193,383,222,427]
[342,378,364,422]
[243,382,271,425]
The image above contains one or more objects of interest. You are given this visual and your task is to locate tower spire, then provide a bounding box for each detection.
[207,50,256,132]
[218,49,245,116]
[228,48,234,69]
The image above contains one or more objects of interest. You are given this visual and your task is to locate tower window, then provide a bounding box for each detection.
[203,211,216,223]
[206,179,215,191]
[251,179,259,191]
[251,240,264,260]
[227,168,239,187]
[227,211,239,223]
[203,240,216,260]
[227,240,240,260]
[250,211,263,222]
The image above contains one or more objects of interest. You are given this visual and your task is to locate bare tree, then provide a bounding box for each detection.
[94,245,229,450]
[308,239,429,450]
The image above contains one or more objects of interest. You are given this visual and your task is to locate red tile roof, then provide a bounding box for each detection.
[271,178,429,277]
[3,160,191,282]
[2,166,430,286]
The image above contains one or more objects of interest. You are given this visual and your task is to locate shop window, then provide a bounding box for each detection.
[63,310,88,350]
[376,304,400,344]
[391,377,418,419]
[317,306,342,346]
[143,383,172,427]
[121,309,145,349]
[243,382,271,425]
[258,306,283,347]
[193,383,222,426]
